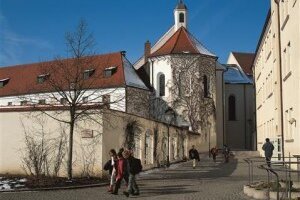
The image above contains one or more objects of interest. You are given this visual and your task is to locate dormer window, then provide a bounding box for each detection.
[83,69,95,80]
[37,74,49,84]
[38,99,46,105]
[0,78,10,88]
[20,100,28,106]
[104,66,117,77]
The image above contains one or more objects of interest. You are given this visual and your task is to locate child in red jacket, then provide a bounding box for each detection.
[112,151,127,195]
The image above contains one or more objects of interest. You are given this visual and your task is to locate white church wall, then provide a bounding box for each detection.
[151,57,172,99]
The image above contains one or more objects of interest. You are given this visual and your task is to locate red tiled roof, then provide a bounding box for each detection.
[0,52,126,97]
[150,27,215,58]
[232,52,255,75]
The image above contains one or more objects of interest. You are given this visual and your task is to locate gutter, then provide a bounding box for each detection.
[275,0,285,161]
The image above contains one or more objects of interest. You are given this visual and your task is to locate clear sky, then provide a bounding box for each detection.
[0,0,270,67]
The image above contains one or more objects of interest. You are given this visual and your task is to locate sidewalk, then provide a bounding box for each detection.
[0,156,256,200]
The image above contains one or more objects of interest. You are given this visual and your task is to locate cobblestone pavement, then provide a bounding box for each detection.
[1,156,267,200]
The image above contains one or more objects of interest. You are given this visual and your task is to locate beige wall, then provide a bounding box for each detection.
[0,111,103,177]
[254,0,300,161]
[0,109,201,176]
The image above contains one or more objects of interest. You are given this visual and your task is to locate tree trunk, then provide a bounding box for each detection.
[67,119,75,180]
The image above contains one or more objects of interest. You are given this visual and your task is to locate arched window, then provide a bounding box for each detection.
[159,74,165,96]
[228,95,236,121]
[203,75,209,97]
[179,13,185,23]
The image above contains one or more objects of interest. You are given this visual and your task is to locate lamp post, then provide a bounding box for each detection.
[165,107,175,167]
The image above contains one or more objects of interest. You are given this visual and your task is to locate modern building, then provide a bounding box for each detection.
[253,0,300,161]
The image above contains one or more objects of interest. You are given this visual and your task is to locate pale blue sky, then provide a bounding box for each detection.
[0,0,270,67]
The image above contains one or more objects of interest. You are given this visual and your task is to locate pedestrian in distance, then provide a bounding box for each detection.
[223,145,230,163]
[210,146,218,162]
[112,151,127,195]
[123,149,142,197]
[262,138,274,167]
[189,145,200,169]
[103,149,117,192]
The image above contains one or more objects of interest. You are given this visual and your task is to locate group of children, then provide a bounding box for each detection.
[210,145,231,163]
[104,148,142,197]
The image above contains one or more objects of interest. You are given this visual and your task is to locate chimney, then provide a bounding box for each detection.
[144,40,151,63]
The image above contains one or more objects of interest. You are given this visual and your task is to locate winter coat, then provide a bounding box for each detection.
[262,142,274,158]
[116,158,127,180]
[189,149,200,161]
[127,156,143,175]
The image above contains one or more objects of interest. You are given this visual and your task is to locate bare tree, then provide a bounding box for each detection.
[124,117,143,150]
[169,54,216,136]
[21,20,124,179]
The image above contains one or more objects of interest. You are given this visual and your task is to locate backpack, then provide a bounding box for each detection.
[131,158,143,174]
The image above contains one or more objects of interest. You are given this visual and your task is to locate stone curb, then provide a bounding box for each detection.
[0,182,108,193]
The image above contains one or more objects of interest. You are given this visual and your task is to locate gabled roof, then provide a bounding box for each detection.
[231,52,255,75]
[150,27,216,58]
[0,52,147,97]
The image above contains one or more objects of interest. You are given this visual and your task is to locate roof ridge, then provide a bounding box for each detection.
[0,51,123,69]
[181,27,199,53]
[150,27,182,57]
[170,27,184,53]
[185,28,216,57]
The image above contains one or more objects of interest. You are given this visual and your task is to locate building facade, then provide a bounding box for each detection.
[134,1,225,152]
[224,52,255,150]
[253,0,300,161]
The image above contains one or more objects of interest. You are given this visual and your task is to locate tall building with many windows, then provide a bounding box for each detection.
[253,0,300,160]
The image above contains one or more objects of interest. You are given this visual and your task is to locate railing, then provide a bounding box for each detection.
[244,156,300,200]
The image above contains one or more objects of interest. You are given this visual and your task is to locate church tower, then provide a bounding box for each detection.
[174,0,188,31]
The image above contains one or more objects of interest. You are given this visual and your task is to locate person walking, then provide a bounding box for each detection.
[223,145,230,163]
[104,149,117,192]
[189,145,200,169]
[262,138,274,167]
[210,146,218,162]
[112,152,127,195]
[123,149,142,197]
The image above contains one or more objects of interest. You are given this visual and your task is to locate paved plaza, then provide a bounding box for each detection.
[1,156,266,200]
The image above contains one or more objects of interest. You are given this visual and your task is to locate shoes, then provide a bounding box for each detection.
[132,192,140,196]
[123,191,129,197]
[107,186,113,192]
[111,192,118,195]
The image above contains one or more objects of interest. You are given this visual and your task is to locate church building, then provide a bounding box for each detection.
[134,0,225,151]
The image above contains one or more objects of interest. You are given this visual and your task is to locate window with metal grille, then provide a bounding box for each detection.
[159,74,165,97]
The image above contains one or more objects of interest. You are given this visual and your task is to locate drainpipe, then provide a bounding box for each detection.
[274,0,285,161]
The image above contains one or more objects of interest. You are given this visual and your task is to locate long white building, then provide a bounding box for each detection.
[253,0,300,160]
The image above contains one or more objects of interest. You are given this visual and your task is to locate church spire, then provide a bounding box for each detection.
[174,0,188,31]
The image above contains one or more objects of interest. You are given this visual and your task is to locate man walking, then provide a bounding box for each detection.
[123,149,142,197]
[262,138,274,167]
[189,145,200,169]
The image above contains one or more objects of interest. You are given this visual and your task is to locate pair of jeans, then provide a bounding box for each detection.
[127,174,139,194]
[266,157,271,167]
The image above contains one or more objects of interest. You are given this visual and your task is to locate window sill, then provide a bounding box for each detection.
[283,71,292,82]
[267,92,273,99]
[285,139,294,143]
[281,15,289,31]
